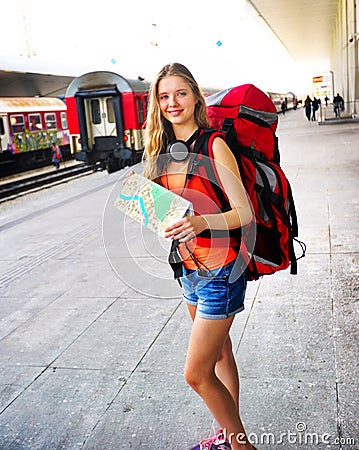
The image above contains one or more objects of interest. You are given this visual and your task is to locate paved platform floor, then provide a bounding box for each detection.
[0,110,358,449]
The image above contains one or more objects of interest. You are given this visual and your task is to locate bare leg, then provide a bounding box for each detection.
[185,306,252,450]
[188,305,240,411]
[215,335,240,412]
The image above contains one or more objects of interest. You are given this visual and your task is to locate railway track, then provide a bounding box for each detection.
[0,163,99,202]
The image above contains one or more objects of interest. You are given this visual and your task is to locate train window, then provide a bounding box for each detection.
[137,97,145,124]
[60,112,68,129]
[29,113,42,132]
[45,113,57,129]
[91,100,101,124]
[106,99,115,123]
[10,115,25,134]
[0,118,4,135]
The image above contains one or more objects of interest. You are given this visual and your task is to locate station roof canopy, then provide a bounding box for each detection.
[0,2,341,98]
[247,0,339,61]
[0,71,75,97]
[0,97,66,113]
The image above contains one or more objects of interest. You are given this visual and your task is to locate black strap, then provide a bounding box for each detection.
[274,135,280,165]
[287,182,298,237]
[168,129,221,280]
[237,145,268,162]
[168,239,183,280]
[168,232,215,280]
[249,256,260,280]
[253,162,278,226]
[288,236,297,275]
[195,131,230,210]
[238,112,273,129]
[194,131,238,241]
[222,117,280,165]
[286,182,302,274]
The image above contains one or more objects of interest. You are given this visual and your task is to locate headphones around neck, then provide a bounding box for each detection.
[166,129,201,162]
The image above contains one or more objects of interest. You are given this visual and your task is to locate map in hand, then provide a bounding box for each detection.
[114,173,193,237]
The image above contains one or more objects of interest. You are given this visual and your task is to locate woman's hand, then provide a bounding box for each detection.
[164,215,207,242]
[123,170,135,184]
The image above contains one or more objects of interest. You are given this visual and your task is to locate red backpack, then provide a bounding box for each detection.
[203,84,306,281]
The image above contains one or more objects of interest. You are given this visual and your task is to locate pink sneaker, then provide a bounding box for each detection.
[190,429,231,450]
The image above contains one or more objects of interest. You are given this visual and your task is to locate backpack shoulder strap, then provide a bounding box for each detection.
[223,118,280,165]
[190,129,229,210]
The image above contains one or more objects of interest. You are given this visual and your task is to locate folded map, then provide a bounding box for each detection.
[114,173,193,237]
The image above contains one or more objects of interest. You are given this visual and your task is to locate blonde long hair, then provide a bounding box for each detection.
[143,63,211,180]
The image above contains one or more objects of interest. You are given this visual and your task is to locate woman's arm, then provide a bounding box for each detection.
[164,137,253,242]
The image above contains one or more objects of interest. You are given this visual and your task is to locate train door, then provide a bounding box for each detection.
[85,97,116,146]
[0,115,10,152]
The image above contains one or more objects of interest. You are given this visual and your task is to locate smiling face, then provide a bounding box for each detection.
[157,75,198,134]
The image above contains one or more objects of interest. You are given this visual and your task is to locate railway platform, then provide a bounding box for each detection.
[0,109,358,449]
[0,158,81,186]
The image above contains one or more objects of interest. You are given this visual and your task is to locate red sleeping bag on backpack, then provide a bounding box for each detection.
[205,84,305,280]
[207,84,278,160]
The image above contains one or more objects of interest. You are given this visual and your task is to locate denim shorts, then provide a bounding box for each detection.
[181,259,247,320]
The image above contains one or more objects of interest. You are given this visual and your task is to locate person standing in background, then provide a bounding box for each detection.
[51,142,62,170]
[333,93,344,117]
[311,97,320,121]
[304,95,312,121]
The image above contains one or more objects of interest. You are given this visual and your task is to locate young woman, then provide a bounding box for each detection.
[143,63,256,450]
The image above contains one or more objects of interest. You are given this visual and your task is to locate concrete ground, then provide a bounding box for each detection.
[0,109,358,449]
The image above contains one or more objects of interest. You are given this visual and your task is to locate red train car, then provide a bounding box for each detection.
[0,97,70,176]
[65,71,150,173]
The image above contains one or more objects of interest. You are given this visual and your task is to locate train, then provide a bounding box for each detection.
[267,91,297,111]
[0,71,297,177]
[0,97,71,176]
[65,71,150,173]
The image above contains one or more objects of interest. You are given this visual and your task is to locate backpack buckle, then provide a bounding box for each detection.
[222,118,233,135]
